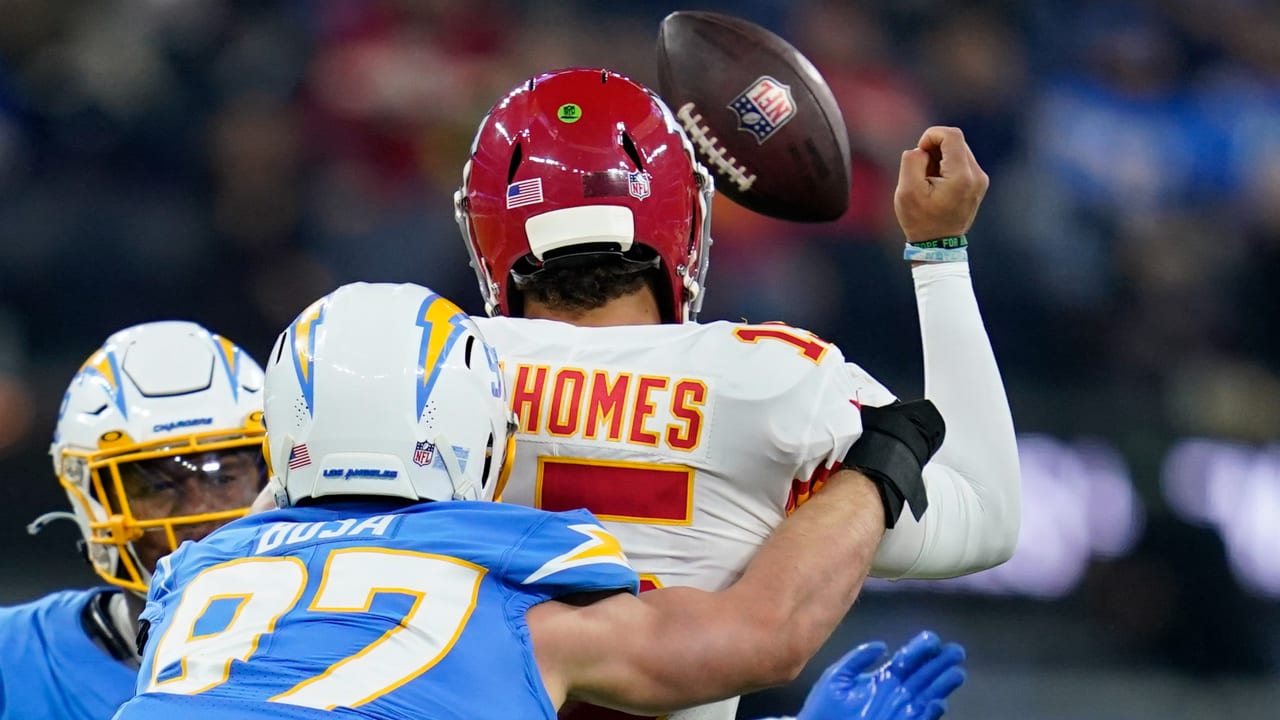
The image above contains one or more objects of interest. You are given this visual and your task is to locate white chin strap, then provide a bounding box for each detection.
[433,434,480,501]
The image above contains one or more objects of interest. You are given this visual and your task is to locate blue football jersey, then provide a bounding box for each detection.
[115,501,638,720]
[0,588,137,719]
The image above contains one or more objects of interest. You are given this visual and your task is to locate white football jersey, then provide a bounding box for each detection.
[476,316,893,720]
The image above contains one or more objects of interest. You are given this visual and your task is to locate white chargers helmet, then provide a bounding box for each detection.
[47,321,267,593]
[264,282,514,507]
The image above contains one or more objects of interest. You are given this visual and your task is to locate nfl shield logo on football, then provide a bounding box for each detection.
[413,440,435,467]
[628,171,651,200]
[728,75,796,144]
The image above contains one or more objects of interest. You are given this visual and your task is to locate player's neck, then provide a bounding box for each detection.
[523,288,662,327]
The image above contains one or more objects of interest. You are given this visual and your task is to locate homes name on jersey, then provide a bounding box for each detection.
[255,514,398,554]
[509,363,709,453]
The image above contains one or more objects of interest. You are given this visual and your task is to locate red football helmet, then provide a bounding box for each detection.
[455,68,715,322]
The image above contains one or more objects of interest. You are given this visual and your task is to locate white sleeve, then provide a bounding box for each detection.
[870,262,1021,579]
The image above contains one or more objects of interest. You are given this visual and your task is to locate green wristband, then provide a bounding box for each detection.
[908,235,968,250]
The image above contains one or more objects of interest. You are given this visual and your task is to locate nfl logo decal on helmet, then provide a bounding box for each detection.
[729,76,796,144]
[628,171,651,200]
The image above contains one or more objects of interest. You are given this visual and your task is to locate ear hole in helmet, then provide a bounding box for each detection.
[272,335,286,365]
[481,431,494,488]
[464,335,476,369]
[507,143,523,185]
[621,132,644,171]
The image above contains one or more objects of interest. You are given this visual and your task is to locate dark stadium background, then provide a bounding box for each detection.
[0,1,1277,717]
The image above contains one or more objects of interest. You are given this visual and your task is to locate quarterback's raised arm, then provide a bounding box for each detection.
[871,126,1021,579]
[529,469,885,715]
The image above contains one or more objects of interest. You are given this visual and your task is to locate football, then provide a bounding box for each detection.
[656,10,852,222]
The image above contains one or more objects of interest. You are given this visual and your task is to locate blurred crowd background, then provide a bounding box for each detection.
[0,0,1278,717]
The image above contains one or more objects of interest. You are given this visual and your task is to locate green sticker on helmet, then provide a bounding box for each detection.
[557,103,582,123]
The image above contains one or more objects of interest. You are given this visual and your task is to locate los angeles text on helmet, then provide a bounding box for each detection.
[510,363,707,453]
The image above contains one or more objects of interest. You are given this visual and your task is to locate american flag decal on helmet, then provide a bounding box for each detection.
[288,443,311,470]
[506,178,544,209]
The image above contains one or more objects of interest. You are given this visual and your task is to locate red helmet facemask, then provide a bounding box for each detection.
[455,68,715,322]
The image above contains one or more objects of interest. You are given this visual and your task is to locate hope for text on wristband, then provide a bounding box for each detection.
[909,235,968,250]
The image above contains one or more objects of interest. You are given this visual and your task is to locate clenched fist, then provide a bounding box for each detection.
[894,127,989,243]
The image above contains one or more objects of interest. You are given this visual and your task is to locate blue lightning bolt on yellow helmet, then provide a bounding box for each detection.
[45,321,267,593]
[263,282,515,508]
